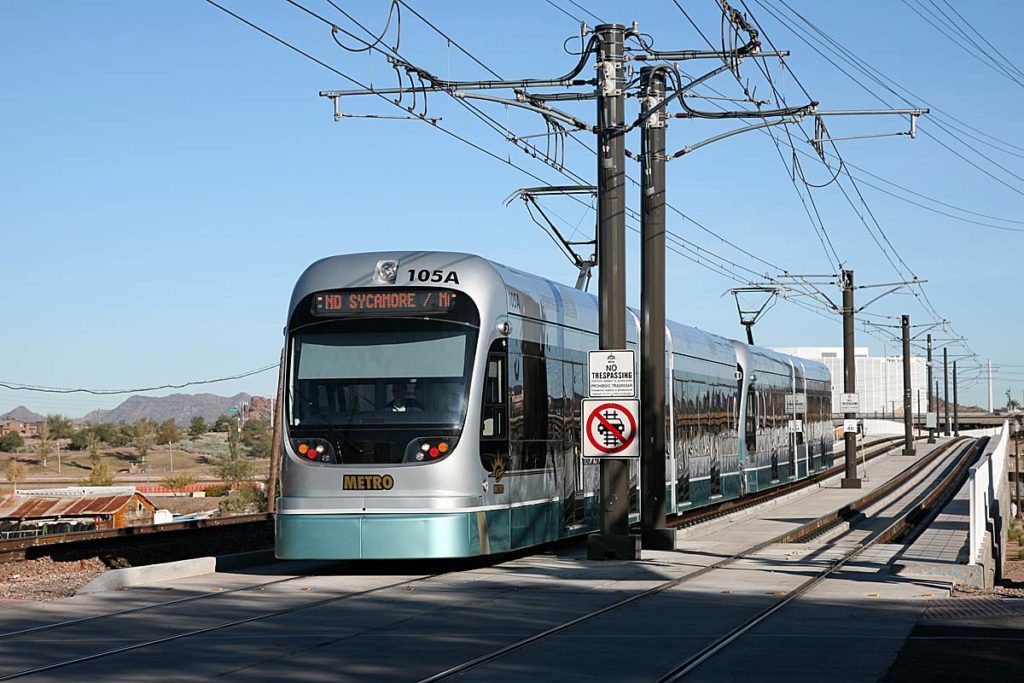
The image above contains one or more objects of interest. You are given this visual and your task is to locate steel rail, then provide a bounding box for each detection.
[656,437,983,681]
[0,563,340,641]
[0,513,272,562]
[416,437,968,683]
[0,571,441,681]
[778,436,972,543]
[669,435,908,529]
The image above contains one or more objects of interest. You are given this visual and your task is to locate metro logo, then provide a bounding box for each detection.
[343,474,395,491]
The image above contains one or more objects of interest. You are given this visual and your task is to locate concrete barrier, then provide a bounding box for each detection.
[77,549,275,594]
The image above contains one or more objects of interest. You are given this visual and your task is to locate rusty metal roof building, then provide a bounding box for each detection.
[0,487,151,520]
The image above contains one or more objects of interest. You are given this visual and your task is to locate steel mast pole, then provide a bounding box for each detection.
[841,269,861,488]
[638,66,674,550]
[953,361,959,437]
[927,334,936,444]
[943,347,950,436]
[588,23,639,561]
[902,315,915,455]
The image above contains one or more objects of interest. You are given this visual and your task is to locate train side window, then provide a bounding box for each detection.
[482,341,507,439]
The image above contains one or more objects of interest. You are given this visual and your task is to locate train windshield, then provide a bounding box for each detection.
[289,319,477,429]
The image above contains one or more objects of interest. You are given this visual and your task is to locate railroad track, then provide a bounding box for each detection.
[0,512,273,563]
[416,436,979,682]
[669,434,910,528]
[0,437,971,681]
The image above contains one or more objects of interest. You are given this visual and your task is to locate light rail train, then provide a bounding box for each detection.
[275,251,833,559]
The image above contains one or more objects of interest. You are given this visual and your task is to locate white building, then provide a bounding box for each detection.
[772,346,928,416]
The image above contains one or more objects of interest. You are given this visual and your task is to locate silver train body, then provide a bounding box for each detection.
[275,251,833,559]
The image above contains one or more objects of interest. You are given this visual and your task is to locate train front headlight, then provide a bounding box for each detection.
[404,436,458,463]
[290,437,336,464]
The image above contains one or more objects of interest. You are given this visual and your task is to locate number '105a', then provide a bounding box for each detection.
[408,269,460,284]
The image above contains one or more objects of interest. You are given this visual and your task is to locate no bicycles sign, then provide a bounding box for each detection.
[582,399,640,458]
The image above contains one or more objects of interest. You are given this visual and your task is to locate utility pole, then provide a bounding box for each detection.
[943,347,950,436]
[927,334,936,443]
[841,269,860,488]
[901,314,915,455]
[953,360,959,437]
[988,359,993,413]
[638,65,673,551]
[588,23,639,561]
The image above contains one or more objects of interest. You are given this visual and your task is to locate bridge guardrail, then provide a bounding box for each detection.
[969,421,1009,566]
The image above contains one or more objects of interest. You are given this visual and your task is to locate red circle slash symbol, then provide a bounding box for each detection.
[586,403,637,454]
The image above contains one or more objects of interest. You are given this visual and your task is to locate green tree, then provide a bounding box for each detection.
[132,419,155,465]
[4,460,28,489]
[0,431,24,452]
[45,414,74,440]
[213,419,253,490]
[91,423,118,446]
[188,416,208,439]
[68,430,90,451]
[241,419,271,459]
[155,419,182,446]
[83,461,114,486]
[211,415,232,433]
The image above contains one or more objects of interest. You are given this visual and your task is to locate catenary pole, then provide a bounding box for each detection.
[841,269,860,488]
[927,334,936,443]
[588,24,639,561]
[639,66,673,550]
[902,315,915,455]
[944,347,950,436]
[953,361,959,437]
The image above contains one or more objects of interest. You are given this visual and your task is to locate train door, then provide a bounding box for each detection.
[480,339,510,498]
[745,380,758,491]
[794,361,807,477]
[562,362,586,529]
[674,374,691,505]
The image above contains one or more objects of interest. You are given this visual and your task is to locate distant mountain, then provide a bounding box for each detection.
[0,406,45,423]
[81,392,259,426]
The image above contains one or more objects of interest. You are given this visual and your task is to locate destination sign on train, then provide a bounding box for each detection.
[312,289,458,316]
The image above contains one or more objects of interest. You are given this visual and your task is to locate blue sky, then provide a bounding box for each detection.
[1,0,1022,416]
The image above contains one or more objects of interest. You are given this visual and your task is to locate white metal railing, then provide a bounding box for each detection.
[969,421,1009,564]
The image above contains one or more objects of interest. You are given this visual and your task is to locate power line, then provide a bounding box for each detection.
[0,364,279,396]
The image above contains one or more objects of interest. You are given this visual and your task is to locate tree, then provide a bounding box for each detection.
[188,416,208,439]
[37,421,53,468]
[4,460,27,489]
[88,432,101,468]
[68,430,90,451]
[0,431,24,452]
[156,419,182,446]
[211,415,232,433]
[241,419,272,459]
[132,419,155,465]
[213,419,253,490]
[84,461,114,486]
[45,414,74,440]
[91,423,119,446]
[162,474,196,489]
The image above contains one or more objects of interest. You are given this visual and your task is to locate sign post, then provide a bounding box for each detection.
[585,346,642,560]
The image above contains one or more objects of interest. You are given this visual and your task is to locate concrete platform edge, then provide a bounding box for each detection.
[77,549,276,594]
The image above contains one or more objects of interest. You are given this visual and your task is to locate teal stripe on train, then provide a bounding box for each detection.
[275,500,591,560]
